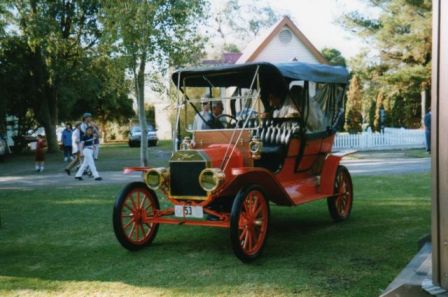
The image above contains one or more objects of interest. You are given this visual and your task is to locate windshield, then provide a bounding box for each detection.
[178,87,264,133]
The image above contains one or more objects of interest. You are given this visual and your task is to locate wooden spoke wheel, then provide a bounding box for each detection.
[230,185,270,263]
[327,165,353,222]
[113,182,160,251]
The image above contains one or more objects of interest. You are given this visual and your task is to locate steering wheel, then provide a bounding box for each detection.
[217,114,237,128]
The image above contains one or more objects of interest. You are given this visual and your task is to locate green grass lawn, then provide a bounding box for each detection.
[0,173,430,296]
[0,141,172,176]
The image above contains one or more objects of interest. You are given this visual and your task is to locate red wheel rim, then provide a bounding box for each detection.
[238,190,268,256]
[120,188,157,245]
[335,170,352,217]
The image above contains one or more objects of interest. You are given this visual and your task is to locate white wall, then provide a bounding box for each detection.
[144,83,173,140]
[254,28,320,63]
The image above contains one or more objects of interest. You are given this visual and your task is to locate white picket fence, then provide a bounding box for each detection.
[334,127,426,151]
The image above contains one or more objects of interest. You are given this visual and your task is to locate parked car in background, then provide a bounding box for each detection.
[128,125,158,147]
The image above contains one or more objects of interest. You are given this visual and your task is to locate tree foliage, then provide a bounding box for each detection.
[343,0,431,128]
[345,76,363,133]
[102,0,206,166]
[213,0,279,42]
[321,48,346,67]
[2,0,102,152]
[0,1,134,150]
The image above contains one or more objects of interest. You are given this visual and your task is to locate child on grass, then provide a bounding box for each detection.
[35,134,46,172]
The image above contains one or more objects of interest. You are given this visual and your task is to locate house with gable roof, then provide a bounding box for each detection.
[236,15,328,65]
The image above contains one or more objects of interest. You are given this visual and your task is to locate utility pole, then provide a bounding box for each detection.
[431,0,448,289]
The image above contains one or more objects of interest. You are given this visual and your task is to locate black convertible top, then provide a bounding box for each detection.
[171,62,349,92]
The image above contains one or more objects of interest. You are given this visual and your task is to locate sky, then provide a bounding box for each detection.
[209,0,379,59]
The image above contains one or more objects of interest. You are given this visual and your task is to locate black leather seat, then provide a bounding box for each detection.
[253,121,298,172]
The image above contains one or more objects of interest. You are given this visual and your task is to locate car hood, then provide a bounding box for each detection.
[170,145,245,176]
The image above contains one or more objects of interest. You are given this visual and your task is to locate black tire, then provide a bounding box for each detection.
[113,182,160,251]
[327,165,353,222]
[230,185,270,263]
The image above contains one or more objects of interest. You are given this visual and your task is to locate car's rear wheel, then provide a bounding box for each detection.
[230,185,270,263]
[327,165,353,222]
[113,182,160,251]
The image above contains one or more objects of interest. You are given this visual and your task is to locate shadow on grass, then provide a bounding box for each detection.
[0,175,431,297]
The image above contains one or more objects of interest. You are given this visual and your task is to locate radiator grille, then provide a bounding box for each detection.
[170,161,207,197]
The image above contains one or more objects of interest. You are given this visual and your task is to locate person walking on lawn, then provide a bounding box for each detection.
[61,123,73,162]
[74,126,102,181]
[424,108,431,153]
[64,122,81,175]
[34,134,47,172]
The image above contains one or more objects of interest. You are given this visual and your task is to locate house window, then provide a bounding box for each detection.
[279,29,292,44]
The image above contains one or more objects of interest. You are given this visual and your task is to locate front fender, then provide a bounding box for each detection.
[123,167,151,174]
[218,167,295,206]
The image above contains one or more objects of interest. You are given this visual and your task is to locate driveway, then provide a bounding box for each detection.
[0,156,431,189]
[342,157,430,176]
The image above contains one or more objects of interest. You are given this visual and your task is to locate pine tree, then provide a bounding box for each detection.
[373,91,384,132]
[343,0,431,128]
[344,76,363,133]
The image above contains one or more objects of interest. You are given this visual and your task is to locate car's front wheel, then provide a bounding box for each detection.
[113,182,160,251]
[230,185,270,263]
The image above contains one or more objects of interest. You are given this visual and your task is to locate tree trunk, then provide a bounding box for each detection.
[46,88,59,153]
[136,54,148,166]
[29,46,59,153]
[101,120,107,143]
[43,121,58,152]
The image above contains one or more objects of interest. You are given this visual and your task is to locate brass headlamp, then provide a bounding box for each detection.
[198,168,225,192]
[145,167,169,190]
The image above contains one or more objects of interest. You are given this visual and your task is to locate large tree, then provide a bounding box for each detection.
[71,55,135,141]
[0,36,36,136]
[102,0,206,166]
[3,0,101,152]
[207,0,279,58]
[343,0,431,128]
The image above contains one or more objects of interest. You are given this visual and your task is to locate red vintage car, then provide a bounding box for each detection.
[113,62,353,262]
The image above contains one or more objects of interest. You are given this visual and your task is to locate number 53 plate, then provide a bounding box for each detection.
[174,205,203,219]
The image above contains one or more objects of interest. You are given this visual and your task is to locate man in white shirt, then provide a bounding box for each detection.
[268,94,299,118]
[192,99,212,130]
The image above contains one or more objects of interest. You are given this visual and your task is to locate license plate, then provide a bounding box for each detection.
[174,205,203,219]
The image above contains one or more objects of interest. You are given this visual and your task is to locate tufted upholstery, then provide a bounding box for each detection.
[252,120,300,172]
[254,120,299,145]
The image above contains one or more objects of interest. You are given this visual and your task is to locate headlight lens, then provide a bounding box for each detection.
[145,168,168,190]
[198,168,225,192]
[249,137,262,154]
